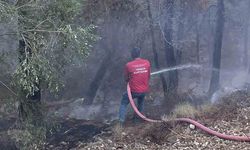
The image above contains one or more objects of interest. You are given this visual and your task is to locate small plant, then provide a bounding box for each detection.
[112,122,125,141]
[171,103,198,118]
[8,123,47,150]
[6,107,60,150]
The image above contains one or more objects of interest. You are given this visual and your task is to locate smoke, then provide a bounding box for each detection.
[55,98,102,120]
[55,98,120,121]
[211,70,249,103]
[2,0,250,121]
[31,0,250,120]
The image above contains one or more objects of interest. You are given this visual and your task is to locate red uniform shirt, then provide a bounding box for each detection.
[125,58,151,93]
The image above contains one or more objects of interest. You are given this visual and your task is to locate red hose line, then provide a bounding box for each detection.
[127,83,250,142]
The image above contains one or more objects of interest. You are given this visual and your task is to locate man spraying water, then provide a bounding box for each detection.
[118,48,202,126]
[118,47,151,126]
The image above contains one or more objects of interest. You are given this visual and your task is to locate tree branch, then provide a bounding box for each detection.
[0,80,17,96]
[0,33,17,36]
[24,29,64,33]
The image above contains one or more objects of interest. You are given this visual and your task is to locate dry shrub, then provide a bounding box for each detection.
[198,103,213,112]
[198,103,217,115]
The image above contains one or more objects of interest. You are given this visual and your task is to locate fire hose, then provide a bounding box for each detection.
[127,83,250,142]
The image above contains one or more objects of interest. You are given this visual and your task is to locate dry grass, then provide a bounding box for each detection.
[171,102,198,118]
[198,103,218,115]
[161,114,177,123]
[161,103,199,128]
[112,123,125,141]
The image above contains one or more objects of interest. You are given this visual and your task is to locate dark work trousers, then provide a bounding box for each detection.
[119,92,145,123]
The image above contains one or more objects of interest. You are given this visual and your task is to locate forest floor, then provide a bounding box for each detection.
[1,91,250,149]
[47,90,250,150]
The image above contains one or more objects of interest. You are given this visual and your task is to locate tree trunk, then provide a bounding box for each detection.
[208,0,225,96]
[84,7,119,105]
[164,0,178,93]
[176,0,185,65]
[16,0,43,125]
[146,0,168,95]
[84,43,115,105]
[18,40,42,125]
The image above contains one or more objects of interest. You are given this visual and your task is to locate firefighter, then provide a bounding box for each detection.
[119,47,151,126]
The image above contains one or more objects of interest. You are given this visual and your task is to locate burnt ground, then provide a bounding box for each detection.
[1,91,250,149]
[81,91,250,150]
[46,119,109,150]
[0,118,110,150]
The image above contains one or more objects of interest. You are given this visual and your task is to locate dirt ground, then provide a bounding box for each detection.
[80,91,250,150]
[1,91,250,150]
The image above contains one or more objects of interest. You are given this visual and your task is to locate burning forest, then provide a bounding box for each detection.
[1,0,250,149]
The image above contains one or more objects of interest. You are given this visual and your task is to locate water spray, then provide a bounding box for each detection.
[150,64,201,76]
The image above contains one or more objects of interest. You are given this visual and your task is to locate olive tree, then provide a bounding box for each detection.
[0,0,98,124]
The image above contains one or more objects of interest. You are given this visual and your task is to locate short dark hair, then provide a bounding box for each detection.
[131,47,141,59]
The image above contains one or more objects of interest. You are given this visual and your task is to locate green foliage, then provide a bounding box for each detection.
[0,1,15,22]
[14,55,62,95]
[6,107,62,150]
[1,1,98,148]
[46,0,82,21]
[16,0,82,30]
[8,123,47,150]
[0,97,17,116]
[61,24,99,58]
[1,0,98,96]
